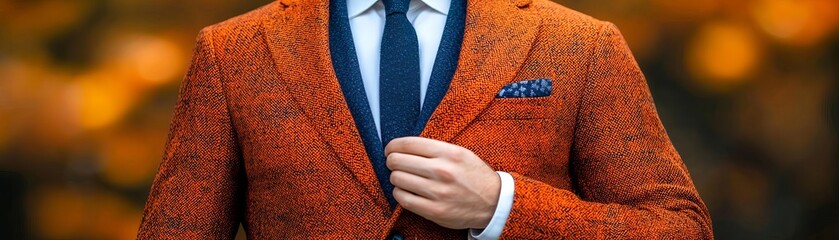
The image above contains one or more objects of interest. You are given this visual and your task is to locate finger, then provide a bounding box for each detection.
[386,152,440,178]
[385,137,453,158]
[390,170,441,199]
[393,187,435,213]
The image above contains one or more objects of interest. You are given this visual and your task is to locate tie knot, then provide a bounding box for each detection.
[382,0,410,14]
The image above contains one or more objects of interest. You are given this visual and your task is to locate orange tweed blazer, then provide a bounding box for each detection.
[138,0,713,239]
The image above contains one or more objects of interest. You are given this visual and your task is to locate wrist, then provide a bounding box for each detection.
[472,171,502,228]
[469,171,515,240]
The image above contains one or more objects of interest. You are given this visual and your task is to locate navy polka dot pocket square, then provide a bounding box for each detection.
[496,78,552,98]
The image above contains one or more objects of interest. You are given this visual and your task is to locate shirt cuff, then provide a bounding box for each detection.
[468,171,514,240]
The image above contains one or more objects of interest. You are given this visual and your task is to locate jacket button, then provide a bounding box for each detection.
[388,231,404,240]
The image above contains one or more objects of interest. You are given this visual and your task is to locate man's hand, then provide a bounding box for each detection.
[384,137,501,229]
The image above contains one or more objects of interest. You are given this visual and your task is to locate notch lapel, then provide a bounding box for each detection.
[262,0,391,214]
[260,0,542,228]
[419,0,541,142]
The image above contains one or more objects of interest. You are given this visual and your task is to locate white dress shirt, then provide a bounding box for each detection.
[347,0,514,239]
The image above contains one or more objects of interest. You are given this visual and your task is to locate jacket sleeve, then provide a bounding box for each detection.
[499,22,713,239]
[137,27,244,239]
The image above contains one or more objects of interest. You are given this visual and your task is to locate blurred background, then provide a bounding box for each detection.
[0,0,836,239]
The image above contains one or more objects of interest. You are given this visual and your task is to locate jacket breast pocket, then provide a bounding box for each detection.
[475,96,560,120]
[456,97,572,187]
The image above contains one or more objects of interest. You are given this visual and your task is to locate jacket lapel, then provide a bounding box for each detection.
[419,0,541,142]
[261,0,541,220]
[262,0,391,214]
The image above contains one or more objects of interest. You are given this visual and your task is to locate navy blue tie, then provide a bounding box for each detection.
[380,0,420,149]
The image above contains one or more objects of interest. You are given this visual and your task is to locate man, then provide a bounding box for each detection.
[138,0,713,239]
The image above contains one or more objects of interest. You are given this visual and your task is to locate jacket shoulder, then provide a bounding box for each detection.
[526,0,612,36]
[197,1,285,44]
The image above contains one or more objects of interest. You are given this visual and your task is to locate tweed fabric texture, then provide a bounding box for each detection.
[138,0,713,239]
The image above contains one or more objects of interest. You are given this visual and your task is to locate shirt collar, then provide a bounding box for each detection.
[348,0,451,18]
